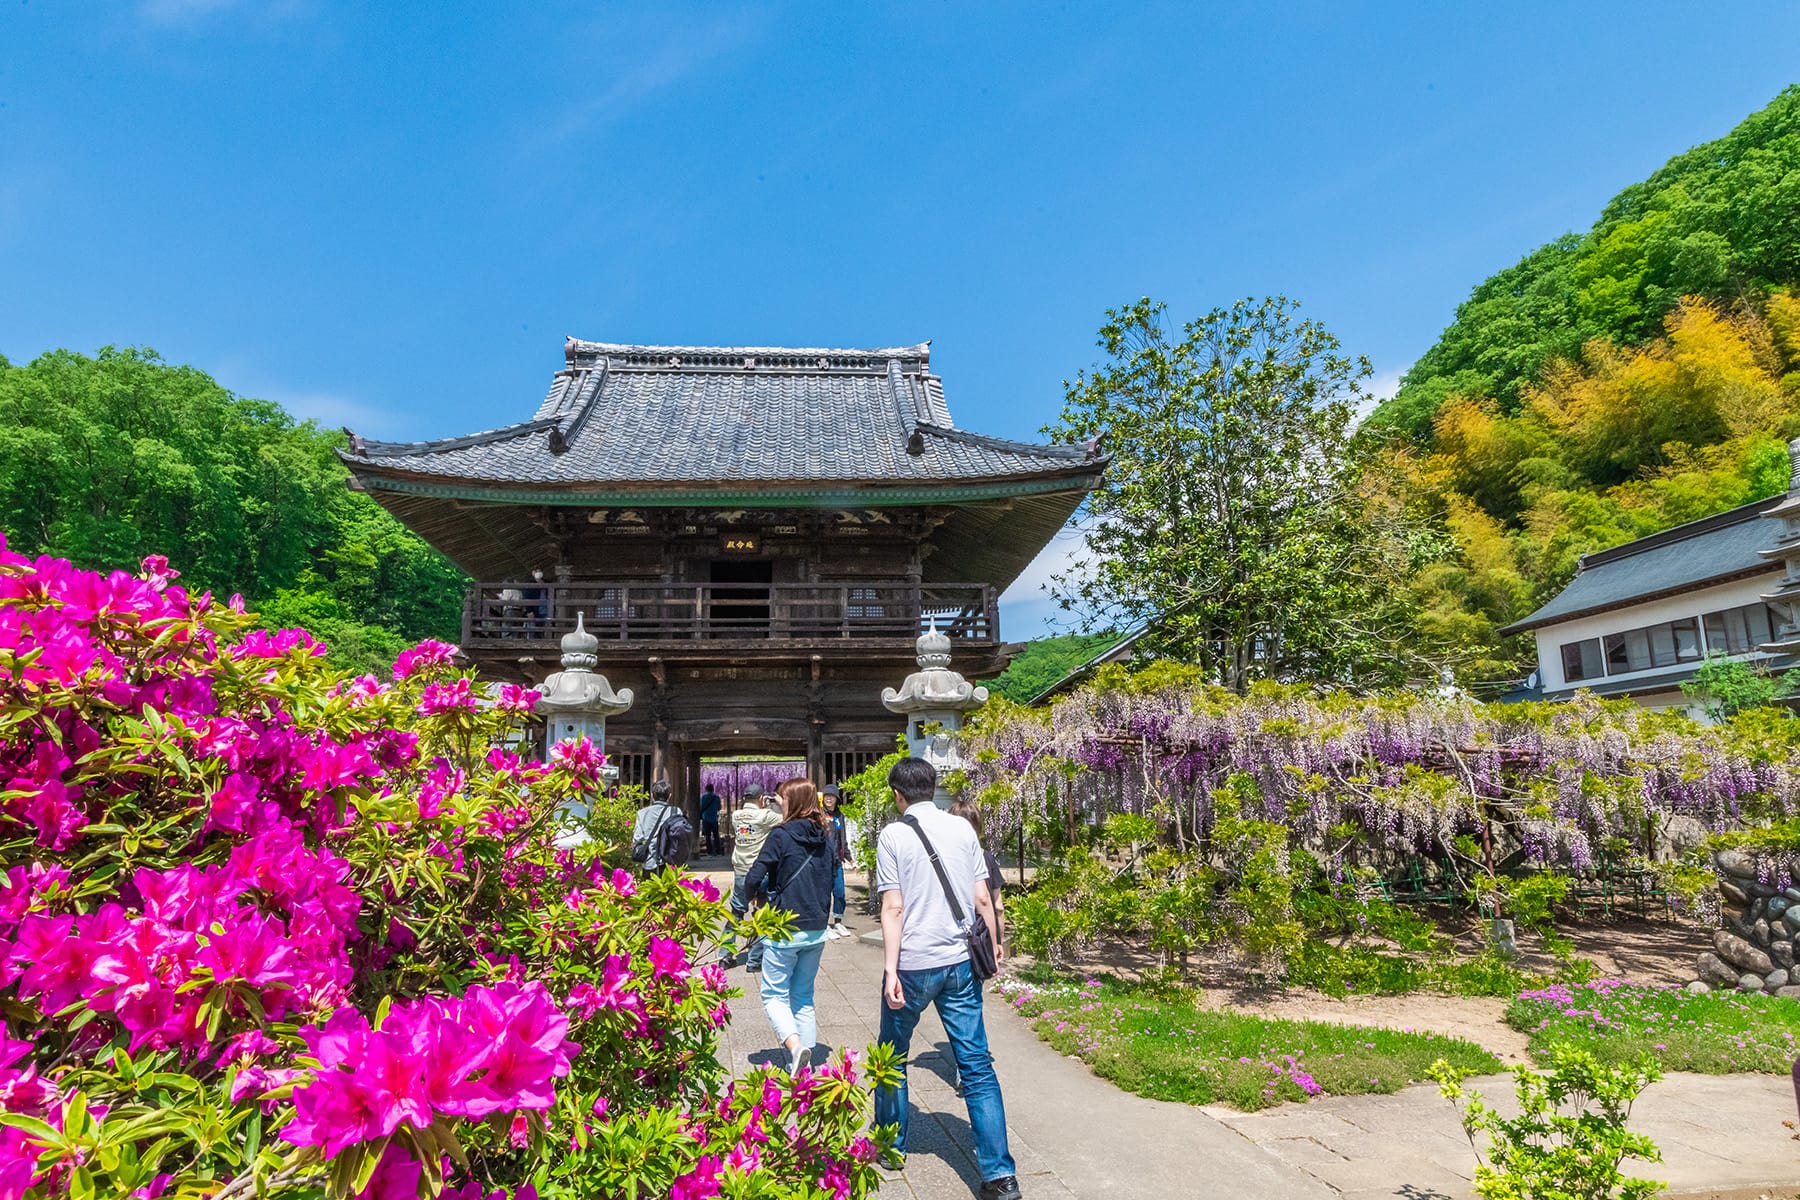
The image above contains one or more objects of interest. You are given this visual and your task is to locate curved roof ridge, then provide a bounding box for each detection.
[354,416,560,458]
[919,421,1103,463]
[565,338,930,366]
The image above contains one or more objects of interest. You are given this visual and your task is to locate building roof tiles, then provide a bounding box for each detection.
[344,339,1099,490]
[1501,496,1785,635]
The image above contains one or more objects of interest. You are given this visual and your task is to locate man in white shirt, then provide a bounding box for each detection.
[722,784,780,972]
[874,758,1019,1200]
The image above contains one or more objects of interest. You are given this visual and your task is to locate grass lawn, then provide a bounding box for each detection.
[1506,980,1800,1073]
[995,975,1501,1112]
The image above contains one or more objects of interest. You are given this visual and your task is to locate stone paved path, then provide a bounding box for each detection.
[704,867,1800,1198]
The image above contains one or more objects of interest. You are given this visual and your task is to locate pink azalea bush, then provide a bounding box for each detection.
[0,543,894,1199]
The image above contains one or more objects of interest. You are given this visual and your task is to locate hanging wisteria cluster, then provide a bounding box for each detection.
[700,760,807,804]
[959,668,1800,884]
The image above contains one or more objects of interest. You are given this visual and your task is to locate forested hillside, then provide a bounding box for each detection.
[1377,86,1800,684]
[984,631,1123,703]
[1379,86,1800,437]
[0,347,465,670]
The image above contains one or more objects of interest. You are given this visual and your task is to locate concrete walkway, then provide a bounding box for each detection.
[1212,1070,1800,1200]
[706,869,1800,1198]
[716,920,1333,1200]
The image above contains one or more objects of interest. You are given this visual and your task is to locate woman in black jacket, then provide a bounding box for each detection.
[743,777,834,1074]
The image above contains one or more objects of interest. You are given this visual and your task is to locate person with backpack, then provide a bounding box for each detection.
[630,779,692,876]
[874,758,1018,1200]
[742,777,835,1075]
[698,783,724,857]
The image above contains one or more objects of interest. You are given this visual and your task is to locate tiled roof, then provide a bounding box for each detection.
[342,338,1102,489]
[1501,497,1785,634]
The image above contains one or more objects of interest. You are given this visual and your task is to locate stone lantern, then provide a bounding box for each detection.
[534,614,633,779]
[881,620,989,807]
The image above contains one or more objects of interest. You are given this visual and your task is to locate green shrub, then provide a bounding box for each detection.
[1431,1046,1663,1200]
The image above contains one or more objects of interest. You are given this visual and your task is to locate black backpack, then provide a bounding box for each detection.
[654,805,695,868]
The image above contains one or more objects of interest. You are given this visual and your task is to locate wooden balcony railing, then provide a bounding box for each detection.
[461,580,999,648]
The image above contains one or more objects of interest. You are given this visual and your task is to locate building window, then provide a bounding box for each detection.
[1561,638,1603,682]
[1702,602,1779,655]
[846,587,886,619]
[1601,616,1701,674]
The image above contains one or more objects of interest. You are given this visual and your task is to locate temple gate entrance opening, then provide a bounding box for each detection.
[339,339,1106,816]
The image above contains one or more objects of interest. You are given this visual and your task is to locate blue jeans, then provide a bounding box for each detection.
[760,938,825,1048]
[831,863,846,921]
[724,872,764,967]
[875,959,1015,1182]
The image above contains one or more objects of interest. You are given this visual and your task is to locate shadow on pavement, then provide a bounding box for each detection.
[743,1044,836,1071]
[901,1103,986,1193]
[913,1040,962,1090]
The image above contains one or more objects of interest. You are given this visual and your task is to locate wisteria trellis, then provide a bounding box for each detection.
[958,671,1800,887]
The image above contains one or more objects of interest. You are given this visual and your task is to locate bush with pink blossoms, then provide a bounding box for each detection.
[0,542,894,1200]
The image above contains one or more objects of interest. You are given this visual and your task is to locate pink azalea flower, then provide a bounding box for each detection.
[355,1143,422,1200]
[679,877,721,903]
[671,1155,723,1200]
[648,936,688,979]
[496,683,542,713]
[419,679,476,716]
[392,639,459,680]
[549,736,603,781]
[139,555,180,590]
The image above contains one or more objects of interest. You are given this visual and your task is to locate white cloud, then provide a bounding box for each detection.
[528,13,764,153]
[136,0,313,30]
[139,0,240,22]
[1354,363,1408,423]
[208,354,400,436]
[998,527,1090,642]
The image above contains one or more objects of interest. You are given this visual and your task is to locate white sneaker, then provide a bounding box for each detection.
[791,1046,812,1075]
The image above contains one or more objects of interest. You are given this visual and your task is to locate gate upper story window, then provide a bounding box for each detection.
[847,587,887,619]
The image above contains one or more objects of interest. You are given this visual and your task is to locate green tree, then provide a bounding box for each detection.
[0,346,466,651]
[1049,297,1427,692]
[1680,652,1800,721]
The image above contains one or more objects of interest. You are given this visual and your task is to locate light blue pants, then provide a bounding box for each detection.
[760,938,825,1049]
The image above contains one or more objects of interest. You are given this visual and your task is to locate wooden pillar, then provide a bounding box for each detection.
[806,654,825,784]
[652,721,670,787]
[682,749,702,817]
[649,656,670,786]
[807,719,825,785]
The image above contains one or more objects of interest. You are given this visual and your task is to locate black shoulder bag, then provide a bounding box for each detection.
[901,814,998,981]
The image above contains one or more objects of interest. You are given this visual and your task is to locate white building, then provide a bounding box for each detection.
[1502,471,1800,710]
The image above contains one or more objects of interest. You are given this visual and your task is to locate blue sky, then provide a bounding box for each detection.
[4,2,1799,637]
